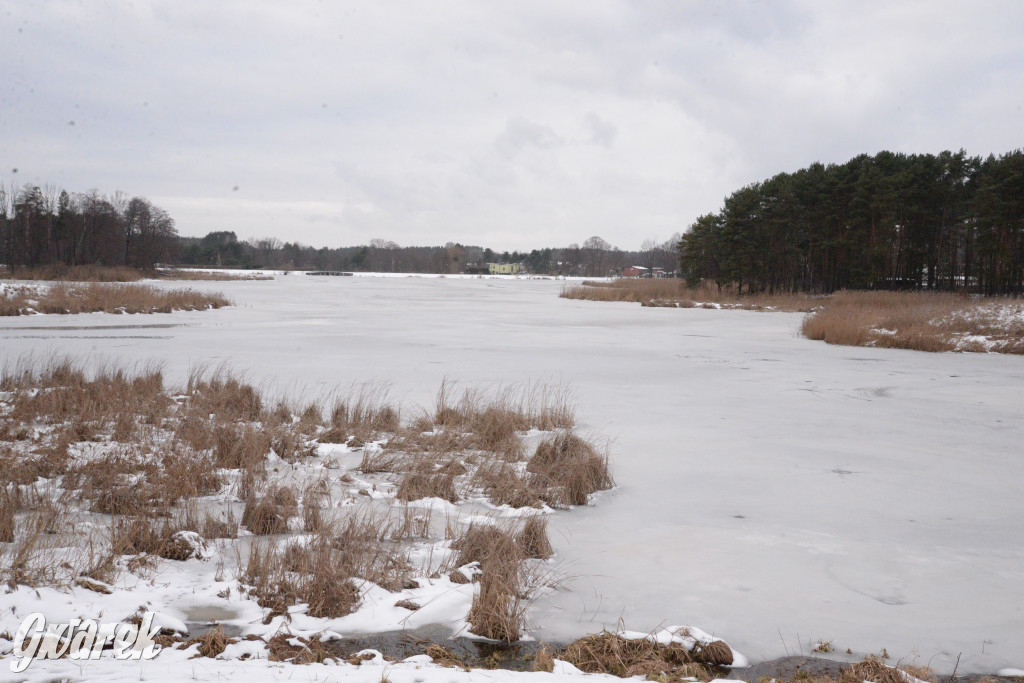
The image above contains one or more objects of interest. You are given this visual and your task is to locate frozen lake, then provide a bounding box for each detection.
[2,274,1022,672]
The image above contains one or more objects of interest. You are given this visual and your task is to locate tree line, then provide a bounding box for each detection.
[678,150,1024,295]
[1,182,678,276]
[181,232,679,277]
[0,184,179,269]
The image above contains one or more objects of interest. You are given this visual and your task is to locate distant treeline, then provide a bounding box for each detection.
[0,183,678,276]
[180,233,679,277]
[0,185,179,270]
[678,150,1024,294]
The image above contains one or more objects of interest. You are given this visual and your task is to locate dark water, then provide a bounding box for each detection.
[184,622,1018,680]
[324,625,550,671]
[324,631,1020,682]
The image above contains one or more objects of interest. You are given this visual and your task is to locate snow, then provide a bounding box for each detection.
[1,274,1022,674]
[0,652,630,683]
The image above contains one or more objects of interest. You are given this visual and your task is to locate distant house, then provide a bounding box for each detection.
[488,263,521,275]
[621,266,649,277]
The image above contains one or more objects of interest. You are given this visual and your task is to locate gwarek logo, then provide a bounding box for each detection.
[9,612,162,673]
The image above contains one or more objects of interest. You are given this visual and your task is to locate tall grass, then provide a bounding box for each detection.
[156,268,274,281]
[566,280,1024,354]
[0,356,605,643]
[450,522,547,642]
[560,278,814,311]
[802,290,1024,354]
[3,264,142,282]
[1,282,230,315]
[2,264,271,282]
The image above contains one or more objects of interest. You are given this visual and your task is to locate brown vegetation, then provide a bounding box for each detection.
[802,290,1024,354]
[565,279,1024,355]
[156,268,273,281]
[3,264,143,282]
[241,486,297,535]
[560,631,712,679]
[0,282,230,315]
[185,626,234,658]
[516,516,553,560]
[527,432,614,507]
[2,264,271,282]
[0,358,606,645]
[450,519,557,643]
[561,278,814,312]
[240,515,410,619]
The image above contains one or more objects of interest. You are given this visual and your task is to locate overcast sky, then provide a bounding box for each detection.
[2,1,1023,251]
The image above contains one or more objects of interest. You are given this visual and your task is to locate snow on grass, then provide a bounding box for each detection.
[0,361,629,678]
[2,274,1022,675]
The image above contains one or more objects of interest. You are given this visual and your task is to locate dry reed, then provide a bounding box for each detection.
[156,269,273,281]
[527,432,614,507]
[3,264,142,282]
[561,279,813,312]
[1,282,230,316]
[802,290,1024,354]
[0,355,604,647]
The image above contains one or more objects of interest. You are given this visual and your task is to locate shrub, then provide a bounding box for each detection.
[527,432,614,506]
[241,486,297,535]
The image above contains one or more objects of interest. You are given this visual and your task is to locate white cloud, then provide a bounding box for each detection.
[2,0,1022,250]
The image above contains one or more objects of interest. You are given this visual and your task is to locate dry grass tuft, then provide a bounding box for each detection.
[186,626,234,658]
[452,520,553,642]
[425,644,468,669]
[560,631,708,680]
[900,665,937,683]
[517,517,553,560]
[842,656,907,683]
[359,447,405,474]
[0,493,15,543]
[266,633,336,664]
[242,539,360,618]
[450,523,522,569]
[396,462,459,503]
[474,462,542,509]
[111,517,206,561]
[527,432,614,507]
[467,561,528,642]
[242,486,297,535]
[802,290,1024,354]
[241,515,410,619]
[186,368,262,421]
[532,645,555,672]
[433,382,574,434]
[211,424,271,470]
[324,384,400,442]
[691,639,734,666]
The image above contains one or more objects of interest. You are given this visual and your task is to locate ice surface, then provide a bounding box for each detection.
[1,274,1021,673]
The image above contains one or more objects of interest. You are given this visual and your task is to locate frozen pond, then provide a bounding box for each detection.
[1,274,1022,673]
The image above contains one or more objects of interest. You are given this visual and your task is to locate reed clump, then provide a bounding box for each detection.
[802,290,1024,354]
[560,278,813,312]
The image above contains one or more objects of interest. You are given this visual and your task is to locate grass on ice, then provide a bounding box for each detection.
[0,281,230,315]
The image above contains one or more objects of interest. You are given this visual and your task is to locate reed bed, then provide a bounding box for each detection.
[0,281,230,315]
[802,290,1024,354]
[560,278,814,311]
[0,357,604,643]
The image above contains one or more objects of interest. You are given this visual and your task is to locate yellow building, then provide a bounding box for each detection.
[488,263,521,275]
